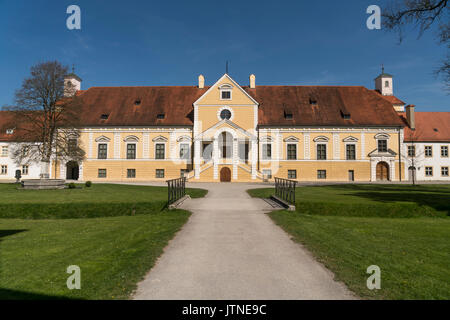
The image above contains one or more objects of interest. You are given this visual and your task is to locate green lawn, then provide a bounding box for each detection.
[0,183,207,299]
[248,184,450,217]
[248,184,450,299]
[0,183,207,219]
[0,213,190,299]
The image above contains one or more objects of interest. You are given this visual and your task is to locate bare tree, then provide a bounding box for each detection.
[402,128,425,185]
[382,0,449,89]
[4,61,85,178]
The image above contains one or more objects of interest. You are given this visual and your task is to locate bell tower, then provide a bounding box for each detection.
[375,65,393,96]
[64,65,82,97]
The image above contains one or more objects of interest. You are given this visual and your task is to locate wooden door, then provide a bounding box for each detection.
[220,167,231,182]
[376,162,389,181]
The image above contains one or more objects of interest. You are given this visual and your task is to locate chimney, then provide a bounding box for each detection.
[198,75,205,89]
[249,74,256,89]
[406,104,415,130]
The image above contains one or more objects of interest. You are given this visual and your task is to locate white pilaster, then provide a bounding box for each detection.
[169,131,176,160]
[304,133,310,160]
[232,138,238,179]
[88,132,93,159]
[114,132,121,159]
[333,133,340,160]
[143,132,150,158]
[361,132,365,160]
[251,139,257,179]
[213,138,218,179]
[194,139,201,179]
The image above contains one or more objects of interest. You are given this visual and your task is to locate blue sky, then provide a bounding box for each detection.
[0,0,448,111]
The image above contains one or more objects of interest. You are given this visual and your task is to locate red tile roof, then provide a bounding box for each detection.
[0,111,18,142]
[75,86,207,126]
[245,86,404,127]
[373,91,405,105]
[73,85,404,127]
[400,112,450,142]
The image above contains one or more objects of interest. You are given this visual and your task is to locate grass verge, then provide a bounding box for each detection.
[248,184,450,299]
[0,183,207,219]
[0,211,190,299]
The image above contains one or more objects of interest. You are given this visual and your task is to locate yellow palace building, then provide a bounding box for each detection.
[54,71,407,182]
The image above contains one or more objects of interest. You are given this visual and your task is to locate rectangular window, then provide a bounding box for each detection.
[155,144,165,159]
[221,90,231,100]
[1,165,7,175]
[317,170,326,179]
[287,144,297,160]
[127,169,136,178]
[127,144,136,159]
[441,146,448,157]
[156,169,165,178]
[22,165,29,175]
[98,144,108,159]
[441,167,449,177]
[408,145,416,157]
[262,144,272,160]
[378,140,387,152]
[317,144,326,160]
[1,146,8,157]
[262,169,272,179]
[425,166,433,177]
[425,146,432,157]
[98,169,107,178]
[288,170,297,179]
[346,144,356,160]
[180,144,190,159]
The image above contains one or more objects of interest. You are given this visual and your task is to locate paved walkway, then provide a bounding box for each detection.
[133,183,356,300]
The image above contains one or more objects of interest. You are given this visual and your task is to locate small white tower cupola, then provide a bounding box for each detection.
[375,65,393,96]
[64,65,82,97]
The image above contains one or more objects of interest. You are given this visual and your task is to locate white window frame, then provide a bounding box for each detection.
[441,145,448,158]
[22,165,29,175]
[262,143,272,160]
[1,145,9,157]
[425,145,433,158]
[441,166,449,177]
[155,143,166,160]
[1,165,7,175]
[286,143,298,160]
[219,84,233,101]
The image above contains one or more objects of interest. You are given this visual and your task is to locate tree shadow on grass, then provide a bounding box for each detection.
[0,230,78,300]
[0,230,28,240]
[0,288,77,300]
[329,185,450,216]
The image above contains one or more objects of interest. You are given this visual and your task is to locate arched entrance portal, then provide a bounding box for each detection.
[220,167,231,182]
[66,161,79,180]
[376,162,389,181]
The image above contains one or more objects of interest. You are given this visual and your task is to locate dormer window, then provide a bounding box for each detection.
[134,99,141,106]
[341,110,351,120]
[157,113,165,119]
[100,114,109,120]
[284,110,293,120]
[6,129,14,135]
[219,84,233,100]
[309,98,317,105]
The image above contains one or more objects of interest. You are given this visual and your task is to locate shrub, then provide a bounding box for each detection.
[85,181,92,188]
[68,183,76,189]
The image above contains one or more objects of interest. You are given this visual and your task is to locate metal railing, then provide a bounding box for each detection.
[167,177,186,205]
[274,177,297,205]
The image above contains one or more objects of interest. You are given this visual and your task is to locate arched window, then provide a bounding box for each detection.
[385,81,389,88]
